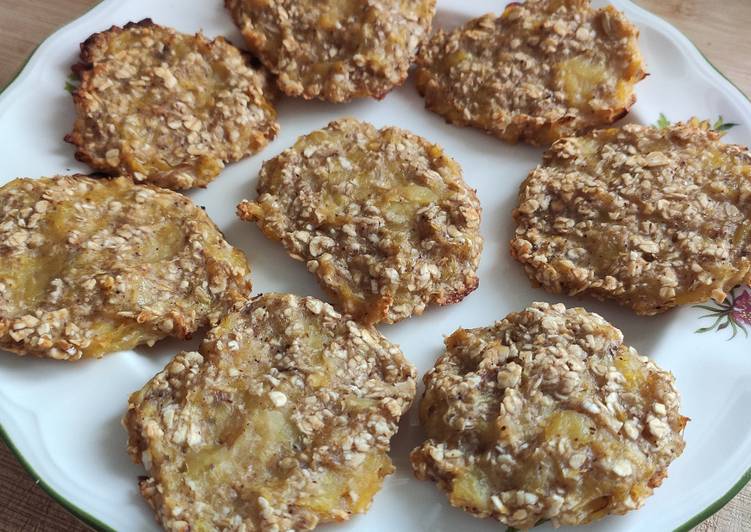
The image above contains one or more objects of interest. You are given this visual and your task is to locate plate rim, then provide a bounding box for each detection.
[0,1,749,531]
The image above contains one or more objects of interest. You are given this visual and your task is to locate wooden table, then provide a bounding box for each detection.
[1,0,750,530]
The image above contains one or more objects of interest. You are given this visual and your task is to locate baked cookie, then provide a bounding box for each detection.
[411,302,687,529]
[511,120,751,315]
[0,175,251,361]
[65,19,278,190]
[415,0,646,145]
[124,292,416,531]
[237,118,483,324]
[225,0,436,102]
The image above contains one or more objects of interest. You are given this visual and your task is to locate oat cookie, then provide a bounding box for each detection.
[0,175,251,361]
[411,302,687,529]
[225,0,436,102]
[65,19,278,190]
[237,118,483,324]
[415,0,646,145]
[511,120,751,315]
[124,292,416,531]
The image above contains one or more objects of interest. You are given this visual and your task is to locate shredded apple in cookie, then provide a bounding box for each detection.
[411,302,687,529]
[65,19,278,190]
[511,120,751,314]
[0,175,251,360]
[225,0,436,102]
[238,118,483,324]
[415,0,645,145]
[124,293,416,531]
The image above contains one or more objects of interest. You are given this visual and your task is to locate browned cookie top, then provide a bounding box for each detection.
[65,19,278,190]
[225,0,436,102]
[125,293,416,531]
[415,0,646,145]
[411,302,687,529]
[238,118,483,324]
[0,175,251,360]
[511,120,751,314]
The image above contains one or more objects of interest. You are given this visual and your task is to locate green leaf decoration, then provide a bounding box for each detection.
[656,113,670,129]
[64,74,79,94]
[655,113,739,132]
[505,518,549,531]
[736,319,748,338]
[712,115,739,132]
[693,286,750,340]
[695,304,732,312]
[729,321,740,340]
[695,315,724,334]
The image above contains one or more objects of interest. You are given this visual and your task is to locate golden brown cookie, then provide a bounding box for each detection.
[124,292,416,531]
[0,175,251,360]
[225,0,436,102]
[237,118,483,324]
[65,19,278,190]
[415,0,646,145]
[511,120,751,315]
[411,302,687,529]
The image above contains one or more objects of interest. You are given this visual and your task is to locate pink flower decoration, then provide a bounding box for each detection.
[732,289,751,327]
[694,286,750,340]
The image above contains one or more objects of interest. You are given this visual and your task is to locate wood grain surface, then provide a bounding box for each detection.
[0,0,750,531]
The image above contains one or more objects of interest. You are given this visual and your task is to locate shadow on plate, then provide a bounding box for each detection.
[100,411,148,508]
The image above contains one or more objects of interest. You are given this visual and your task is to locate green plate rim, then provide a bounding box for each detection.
[0,423,112,531]
[0,1,749,531]
[1,5,111,530]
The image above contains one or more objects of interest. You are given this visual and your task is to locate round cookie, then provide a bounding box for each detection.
[415,0,646,145]
[237,118,483,324]
[225,0,436,102]
[65,19,278,190]
[0,175,251,361]
[124,292,416,531]
[411,302,687,529]
[511,120,751,315]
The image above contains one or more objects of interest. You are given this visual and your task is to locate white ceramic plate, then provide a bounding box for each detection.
[1,1,750,531]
